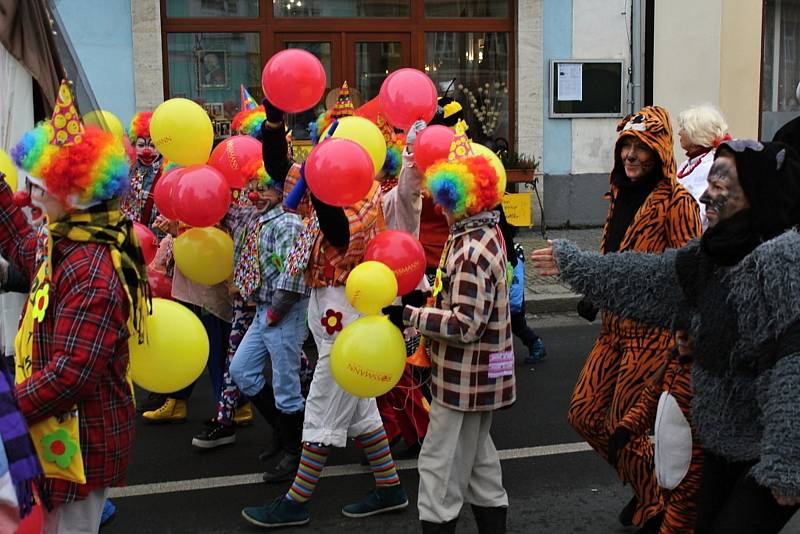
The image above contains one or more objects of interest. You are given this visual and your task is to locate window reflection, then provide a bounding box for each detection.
[424,32,509,147]
[274,0,410,17]
[424,0,508,18]
[166,0,259,17]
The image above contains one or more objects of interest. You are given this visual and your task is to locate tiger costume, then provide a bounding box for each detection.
[567,106,702,528]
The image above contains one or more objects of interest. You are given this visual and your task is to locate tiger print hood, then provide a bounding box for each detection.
[613,105,676,184]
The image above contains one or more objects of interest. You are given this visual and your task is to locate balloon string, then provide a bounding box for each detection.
[385,368,430,449]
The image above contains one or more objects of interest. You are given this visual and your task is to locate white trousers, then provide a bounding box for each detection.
[417,401,508,523]
[302,286,383,447]
[43,489,107,534]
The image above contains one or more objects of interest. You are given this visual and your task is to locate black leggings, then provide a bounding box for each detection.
[511,310,539,349]
[695,451,799,533]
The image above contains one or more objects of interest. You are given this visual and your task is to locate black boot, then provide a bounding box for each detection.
[636,512,664,534]
[420,518,458,533]
[262,411,304,483]
[618,495,637,526]
[471,505,507,534]
[248,385,281,461]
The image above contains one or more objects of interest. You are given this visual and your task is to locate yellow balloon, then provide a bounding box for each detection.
[151,98,214,166]
[331,315,407,397]
[345,261,398,315]
[173,227,233,285]
[470,142,507,195]
[0,149,17,191]
[84,110,125,139]
[129,298,209,393]
[321,116,387,177]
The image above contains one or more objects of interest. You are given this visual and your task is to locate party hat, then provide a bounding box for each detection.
[332,81,354,119]
[50,80,84,146]
[240,85,258,111]
[448,132,473,161]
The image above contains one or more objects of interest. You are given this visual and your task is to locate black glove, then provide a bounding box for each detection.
[401,289,427,308]
[577,297,599,323]
[262,97,285,125]
[383,305,405,330]
[607,427,631,467]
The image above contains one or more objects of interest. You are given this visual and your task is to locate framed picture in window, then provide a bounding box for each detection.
[198,50,228,88]
[203,102,224,119]
[215,120,231,138]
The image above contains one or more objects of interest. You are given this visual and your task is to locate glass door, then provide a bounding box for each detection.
[344,34,411,102]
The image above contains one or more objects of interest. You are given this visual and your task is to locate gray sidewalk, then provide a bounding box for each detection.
[514,227,603,314]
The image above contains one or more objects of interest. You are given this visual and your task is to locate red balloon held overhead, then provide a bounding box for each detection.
[208,135,263,189]
[172,165,231,228]
[413,125,456,172]
[379,69,438,131]
[304,138,374,207]
[364,230,426,296]
[133,221,158,265]
[153,167,184,221]
[262,49,327,113]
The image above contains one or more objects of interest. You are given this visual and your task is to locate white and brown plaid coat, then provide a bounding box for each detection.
[404,211,516,412]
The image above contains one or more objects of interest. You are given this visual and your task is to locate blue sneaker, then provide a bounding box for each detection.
[100,499,116,527]
[341,485,408,518]
[524,338,546,364]
[242,496,310,528]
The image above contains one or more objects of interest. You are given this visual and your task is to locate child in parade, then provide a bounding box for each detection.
[2,81,144,532]
[240,95,408,528]
[397,133,515,533]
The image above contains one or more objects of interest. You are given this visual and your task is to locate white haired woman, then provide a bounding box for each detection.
[676,105,730,229]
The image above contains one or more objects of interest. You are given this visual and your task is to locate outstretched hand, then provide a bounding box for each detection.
[530,242,560,276]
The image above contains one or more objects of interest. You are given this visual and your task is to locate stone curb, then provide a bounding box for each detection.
[525,292,581,314]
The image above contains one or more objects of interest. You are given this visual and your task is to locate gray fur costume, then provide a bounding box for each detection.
[551,230,800,496]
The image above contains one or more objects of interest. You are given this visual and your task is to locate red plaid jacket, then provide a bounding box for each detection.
[404,211,515,411]
[0,183,135,505]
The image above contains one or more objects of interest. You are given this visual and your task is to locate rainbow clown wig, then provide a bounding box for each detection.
[128,111,153,141]
[232,106,266,137]
[424,151,501,221]
[12,122,130,209]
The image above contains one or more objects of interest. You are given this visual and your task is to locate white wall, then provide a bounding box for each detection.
[517,0,544,162]
[571,0,632,174]
[653,0,722,162]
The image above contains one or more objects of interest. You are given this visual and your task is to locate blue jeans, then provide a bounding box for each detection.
[229,299,309,414]
[172,302,231,401]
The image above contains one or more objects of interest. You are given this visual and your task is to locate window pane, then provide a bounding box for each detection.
[355,42,403,101]
[425,0,508,18]
[283,42,333,141]
[166,32,261,139]
[275,0,410,17]
[166,0,259,17]
[424,32,509,146]
[760,0,800,139]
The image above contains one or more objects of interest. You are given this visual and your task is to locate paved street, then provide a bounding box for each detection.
[105,315,800,533]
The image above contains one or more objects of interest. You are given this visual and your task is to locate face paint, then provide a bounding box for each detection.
[619,137,656,181]
[135,137,160,166]
[700,153,750,227]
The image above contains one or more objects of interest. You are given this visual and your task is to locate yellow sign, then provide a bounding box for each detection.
[502,192,533,227]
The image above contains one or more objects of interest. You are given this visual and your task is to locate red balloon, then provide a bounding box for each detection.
[16,503,43,534]
[305,138,374,207]
[379,69,438,131]
[364,230,426,296]
[207,135,263,189]
[413,125,456,172]
[262,49,327,113]
[133,221,158,265]
[148,268,173,299]
[153,167,183,221]
[172,165,231,227]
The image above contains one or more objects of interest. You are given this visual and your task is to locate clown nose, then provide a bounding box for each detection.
[12,190,30,207]
[247,191,260,202]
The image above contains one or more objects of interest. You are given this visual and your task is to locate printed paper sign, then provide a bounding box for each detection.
[557,63,582,101]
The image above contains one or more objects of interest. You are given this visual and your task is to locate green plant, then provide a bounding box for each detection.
[498,150,538,171]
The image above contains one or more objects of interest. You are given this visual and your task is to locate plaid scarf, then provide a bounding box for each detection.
[47,199,151,341]
[0,357,42,517]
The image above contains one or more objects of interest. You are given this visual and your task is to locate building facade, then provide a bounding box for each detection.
[43,0,800,226]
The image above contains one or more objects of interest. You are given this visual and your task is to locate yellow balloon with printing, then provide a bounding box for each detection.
[345,260,398,315]
[173,227,233,286]
[331,315,407,397]
[151,98,214,166]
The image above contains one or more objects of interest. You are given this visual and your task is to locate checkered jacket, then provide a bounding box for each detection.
[404,211,516,412]
[0,183,135,505]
